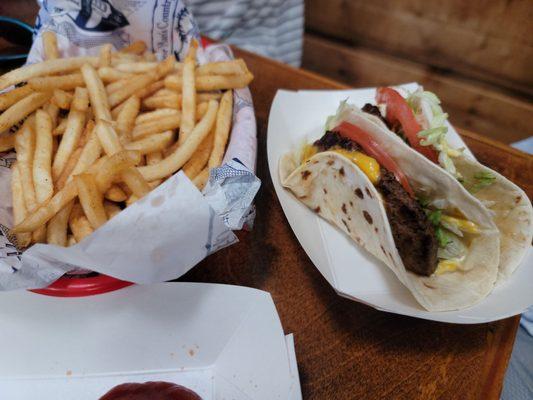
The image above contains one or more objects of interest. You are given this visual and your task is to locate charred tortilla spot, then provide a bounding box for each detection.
[423,283,436,289]
[327,160,334,166]
[342,203,347,214]
[363,211,373,224]
[374,227,378,233]
[365,187,373,198]
[298,195,308,199]
[314,206,321,213]
[313,160,319,164]
[323,188,328,194]
[355,188,364,199]
[349,201,353,207]
[339,167,345,176]
[342,219,351,233]
[515,196,521,204]
[380,245,386,255]
[301,170,311,180]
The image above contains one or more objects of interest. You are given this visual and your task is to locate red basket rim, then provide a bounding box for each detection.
[30,274,133,297]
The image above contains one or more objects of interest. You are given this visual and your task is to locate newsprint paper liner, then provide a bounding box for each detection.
[0,0,260,290]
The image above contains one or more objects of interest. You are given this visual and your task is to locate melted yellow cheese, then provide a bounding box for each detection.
[435,259,460,275]
[301,144,318,162]
[441,215,479,234]
[331,148,380,184]
[301,144,380,184]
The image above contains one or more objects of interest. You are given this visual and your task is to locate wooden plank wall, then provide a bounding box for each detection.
[303,0,533,143]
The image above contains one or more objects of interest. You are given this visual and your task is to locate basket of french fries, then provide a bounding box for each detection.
[0,25,259,293]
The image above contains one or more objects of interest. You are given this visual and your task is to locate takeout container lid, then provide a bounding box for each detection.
[267,85,533,324]
[0,282,302,399]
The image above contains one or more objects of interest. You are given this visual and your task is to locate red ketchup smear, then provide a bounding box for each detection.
[99,382,202,400]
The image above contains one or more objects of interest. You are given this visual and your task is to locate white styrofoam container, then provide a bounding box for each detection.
[0,283,301,399]
[267,84,533,324]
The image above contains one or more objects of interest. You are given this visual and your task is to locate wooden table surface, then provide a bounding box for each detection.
[180,47,532,399]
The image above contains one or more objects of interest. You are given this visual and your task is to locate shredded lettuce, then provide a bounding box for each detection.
[423,204,470,260]
[437,232,468,260]
[461,171,496,194]
[325,99,350,132]
[406,89,464,178]
[470,171,496,193]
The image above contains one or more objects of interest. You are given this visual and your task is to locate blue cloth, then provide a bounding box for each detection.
[511,136,533,155]
[501,308,533,400]
[502,137,532,399]
[185,0,304,66]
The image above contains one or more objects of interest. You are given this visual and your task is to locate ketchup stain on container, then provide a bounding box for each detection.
[99,382,202,400]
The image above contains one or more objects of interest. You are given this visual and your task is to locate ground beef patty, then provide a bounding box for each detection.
[362,103,389,127]
[377,170,438,276]
[314,131,362,152]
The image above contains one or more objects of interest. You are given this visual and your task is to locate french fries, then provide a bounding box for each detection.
[11,164,32,247]
[14,117,37,212]
[12,180,78,234]
[192,167,209,190]
[138,100,218,181]
[135,108,179,125]
[165,72,253,92]
[76,173,108,229]
[98,67,135,83]
[33,109,54,204]
[0,92,51,132]
[99,44,113,67]
[81,63,112,121]
[94,150,142,192]
[47,202,73,246]
[0,56,99,91]
[69,202,94,242]
[126,131,173,154]
[6,33,252,247]
[29,73,85,91]
[52,87,88,179]
[42,31,59,60]
[184,132,213,179]
[0,85,33,111]
[131,114,181,139]
[51,89,73,110]
[179,42,197,144]
[209,90,233,168]
[116,95,140,142]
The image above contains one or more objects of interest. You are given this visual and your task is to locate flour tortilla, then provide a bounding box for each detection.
[280,106,501,311]
[417,106,532,283]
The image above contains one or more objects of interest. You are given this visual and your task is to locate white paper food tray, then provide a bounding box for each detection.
[267,83,533,324]
[0,283,301,399]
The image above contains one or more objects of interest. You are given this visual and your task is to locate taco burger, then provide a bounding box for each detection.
[280,102,500,311]
[374,87,532,281]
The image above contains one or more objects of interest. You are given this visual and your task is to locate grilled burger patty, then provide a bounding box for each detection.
[314,131,439,276]
[377,170,438,276]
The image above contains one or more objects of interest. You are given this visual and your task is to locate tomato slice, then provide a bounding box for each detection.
[376,87,439,163]
[335,121,414,196]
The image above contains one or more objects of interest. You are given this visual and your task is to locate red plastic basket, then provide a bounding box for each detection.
[30,36,216,298]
